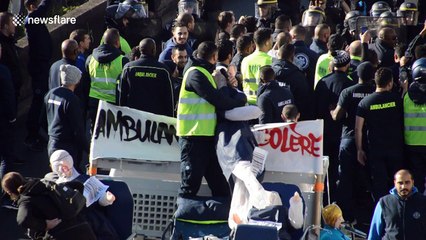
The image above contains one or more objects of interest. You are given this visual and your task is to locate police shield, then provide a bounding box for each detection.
[355,16,407,43]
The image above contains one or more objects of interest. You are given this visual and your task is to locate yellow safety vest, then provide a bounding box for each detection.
[176,66,217,136]
[88,55,124,103]
[404,94,426,146]
[100,35,131,55]
[314,53,332,89]
[241,50,272,105]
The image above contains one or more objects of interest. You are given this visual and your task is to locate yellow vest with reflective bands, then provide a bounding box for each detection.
[177,66,217,136]
[88,55,124,103]
[241,50,272,104]
[404,94,426,146]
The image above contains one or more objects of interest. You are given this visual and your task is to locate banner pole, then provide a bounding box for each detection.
[311,173,324,239]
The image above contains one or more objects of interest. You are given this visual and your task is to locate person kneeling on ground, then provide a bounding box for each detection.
[1,171,96,240]
[46,150,120,240]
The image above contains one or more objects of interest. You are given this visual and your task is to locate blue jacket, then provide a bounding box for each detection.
[310,39,328,56]
[158,37,193,63]
[369,187,426,240]
[320,225,350,240]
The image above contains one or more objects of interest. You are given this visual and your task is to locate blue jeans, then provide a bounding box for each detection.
[179,137,230,198]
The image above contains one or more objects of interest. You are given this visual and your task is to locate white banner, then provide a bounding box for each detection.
[253,120,324,174]
[90,101,180,162]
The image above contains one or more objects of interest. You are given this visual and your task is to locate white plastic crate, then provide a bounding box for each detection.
[112,176,211,238]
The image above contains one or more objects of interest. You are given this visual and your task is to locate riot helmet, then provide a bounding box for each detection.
[397,2,418,26]
[344,11,361,33]
[379,11,399,27]
[370,1,391,17]
[256,0,278,19]
[178,0,200,18]
[301,6,326,27]
[118,0,147,19]
[412,58,426,81]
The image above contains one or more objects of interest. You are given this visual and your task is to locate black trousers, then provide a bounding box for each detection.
[407,148,426,194]
[178,137,230,198]
[26,61,49,139]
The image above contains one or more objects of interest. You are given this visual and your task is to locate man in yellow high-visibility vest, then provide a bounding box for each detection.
[241,28,273,105]
[404,58,426,193]
[86,28,129,126]
[176,41,245,197]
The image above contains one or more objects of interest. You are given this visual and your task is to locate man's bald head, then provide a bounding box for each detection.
[349,40,362,57]
[103,28,120,48]
[61,39,78,60]
[394,169,414,199]
[394,169,413,180]
[314,24,330,43]
[379,27,397,46]
[139,38,156,57]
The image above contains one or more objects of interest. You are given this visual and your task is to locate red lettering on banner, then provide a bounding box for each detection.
[258,124,322,157]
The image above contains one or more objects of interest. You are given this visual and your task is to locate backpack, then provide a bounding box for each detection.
[41,180,86,220]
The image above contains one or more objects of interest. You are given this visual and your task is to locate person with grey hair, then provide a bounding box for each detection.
[43,64,89,173]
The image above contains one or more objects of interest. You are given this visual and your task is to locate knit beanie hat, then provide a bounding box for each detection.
[331,50,351,68]
[322,203,343,226]
[357,61,375,81]
[60,64,82,86]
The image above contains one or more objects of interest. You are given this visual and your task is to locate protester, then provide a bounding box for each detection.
[0,47,16,182]
[47,150,120,240]
[281,104,300,123]
[355,67,404,202]
[403,58,426,193]
[1,172,97,240]
[272,43,314,120]
[176,41,245,198]
[86,28,129,125]
[0,12,22,100]
[257,65,294,124]
[315,50,354,203]
[24,0,54,152]
[310,24,330,56]
[159,22,193,63]
[331,61,376,222]
[48,39,79,90]
[241,28,273,105]
[118,38,175,117]
[369,170,426,240]
[44,64,88,173]
[69,29,92,74]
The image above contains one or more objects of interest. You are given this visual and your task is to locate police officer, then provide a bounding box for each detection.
[315,50,354,203]
[104,2,137,55]
[370,1,391,17]
[176,41,245,198]
[397,2,423,42]
[255,0,284,29]
[403,58,426,193]
[118,38,175,117]
[290,25,319,92]
[86,28,129,126]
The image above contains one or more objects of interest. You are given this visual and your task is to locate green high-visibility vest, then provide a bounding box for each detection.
[177,66,217,136]
[314,53,332,89]
[100,35,131,55]
[404,93,426,146]
[241,50,272,105]
[88,55,124,103]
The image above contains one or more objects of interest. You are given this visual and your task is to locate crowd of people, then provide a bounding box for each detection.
[1,0,426,239]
